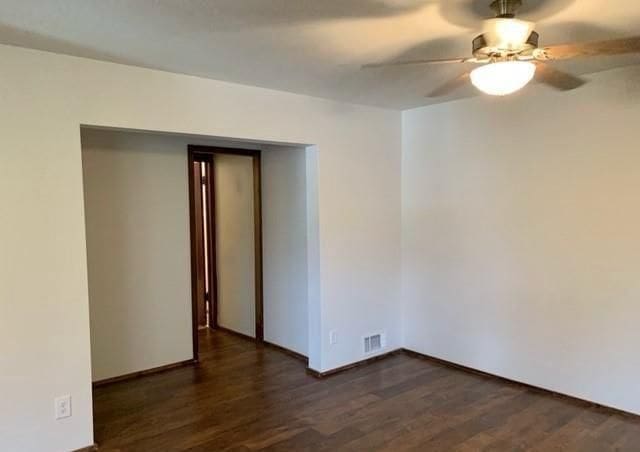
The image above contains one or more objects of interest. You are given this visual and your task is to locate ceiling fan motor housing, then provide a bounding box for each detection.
[473,30,539,59]
[473,0,538,60]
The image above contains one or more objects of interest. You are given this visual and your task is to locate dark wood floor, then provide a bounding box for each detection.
[93,329,640,451]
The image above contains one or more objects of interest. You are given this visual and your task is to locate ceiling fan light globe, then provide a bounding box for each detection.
[470,61,536,96]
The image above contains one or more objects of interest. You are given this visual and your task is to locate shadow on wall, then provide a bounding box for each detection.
[149,0,428,31]
[0,22,142,67]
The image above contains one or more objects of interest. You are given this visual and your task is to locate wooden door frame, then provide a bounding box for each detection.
[188,145,264,355]
[190,152,217,332]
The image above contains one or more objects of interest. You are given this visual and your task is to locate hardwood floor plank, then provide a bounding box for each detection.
[527,408,612,452]
[93,329,640,451]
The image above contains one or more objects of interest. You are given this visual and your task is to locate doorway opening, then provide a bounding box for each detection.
[188,145,264,359]
[83,127,312,448]
[190,154,216,333]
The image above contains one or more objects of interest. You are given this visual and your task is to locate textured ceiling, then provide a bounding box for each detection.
[0,0,639,109]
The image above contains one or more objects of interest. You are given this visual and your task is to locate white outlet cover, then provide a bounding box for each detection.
[55,395,72,420]
[329,330,337,345]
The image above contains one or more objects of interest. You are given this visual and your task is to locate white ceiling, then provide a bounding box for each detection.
[1,0,639,109]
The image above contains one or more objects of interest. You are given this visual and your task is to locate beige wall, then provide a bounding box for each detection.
[81,129,193,382]
[0,43,401,452]
[214,154,256,337]
[263,146,309,355]
[402,65,640,415]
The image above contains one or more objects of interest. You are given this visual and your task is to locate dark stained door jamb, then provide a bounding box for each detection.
[188,145,264,344]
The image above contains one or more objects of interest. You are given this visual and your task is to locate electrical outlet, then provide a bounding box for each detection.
[55,395,72,420]
[329,330,338,345]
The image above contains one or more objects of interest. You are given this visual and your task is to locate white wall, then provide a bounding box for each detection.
[215,154,256,337]
[0,44,401,452]
[262,146,308,355]
[402,65,640,415]
[81,129,193,382]
[305,146,322,369]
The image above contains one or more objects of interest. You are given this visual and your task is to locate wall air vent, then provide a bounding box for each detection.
[364,333,385,354]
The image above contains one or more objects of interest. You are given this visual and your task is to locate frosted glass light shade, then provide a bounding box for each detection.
[470,61,536,96]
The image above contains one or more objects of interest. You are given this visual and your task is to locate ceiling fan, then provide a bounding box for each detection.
[363,0,640,97]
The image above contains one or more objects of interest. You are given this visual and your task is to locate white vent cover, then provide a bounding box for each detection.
[363,333,385,354]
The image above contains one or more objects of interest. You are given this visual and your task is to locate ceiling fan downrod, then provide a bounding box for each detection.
[490,0,522,18]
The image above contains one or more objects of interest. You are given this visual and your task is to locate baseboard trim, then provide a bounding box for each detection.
[401,348,639,419]
[263,341,309,364]
[72,444,98,452]
[303,346,638,418]
[216,326,257,342]
[215,327,308,364]
[306,349,402,378]
[92,359,197,388]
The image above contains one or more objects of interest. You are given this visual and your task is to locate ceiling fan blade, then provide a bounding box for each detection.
[362,57,471,69]
[536,36,640,61]
[534,63,587,91]
[426,72,471,97]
